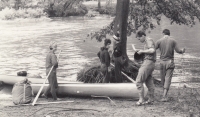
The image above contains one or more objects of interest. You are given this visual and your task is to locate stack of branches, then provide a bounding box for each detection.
[77,60,139,83]
[77,65,105,83]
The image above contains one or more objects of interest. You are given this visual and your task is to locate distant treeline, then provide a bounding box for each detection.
[0,0,88,19]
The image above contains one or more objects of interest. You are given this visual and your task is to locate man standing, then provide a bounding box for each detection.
[97,39,112,83]
[135,31,156,106]
[112,32,126,83]
[155,29,185,102]
[42,41,61,101]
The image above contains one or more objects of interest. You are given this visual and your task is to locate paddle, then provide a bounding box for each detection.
[32,50,62,106]
[131,44,137,52]
[110,63,136,83]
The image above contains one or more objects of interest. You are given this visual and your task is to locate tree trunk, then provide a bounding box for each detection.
[14,0,21,10]
[98,0,101,9]
[112,0,130,82]
[113,0,129,59]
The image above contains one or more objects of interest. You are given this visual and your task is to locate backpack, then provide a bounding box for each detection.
[12,78,32,105]
[113,44,122,58]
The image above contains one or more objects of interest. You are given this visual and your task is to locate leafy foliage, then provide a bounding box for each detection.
[89,21,114,42]
[89,0,200,41]
[46,0,88,17]
[0,7,47,20]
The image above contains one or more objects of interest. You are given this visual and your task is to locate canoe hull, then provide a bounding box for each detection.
[31,83,147,99]
[0,75,148,99]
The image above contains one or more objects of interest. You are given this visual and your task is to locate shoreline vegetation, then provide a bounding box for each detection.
[0,0,115,20]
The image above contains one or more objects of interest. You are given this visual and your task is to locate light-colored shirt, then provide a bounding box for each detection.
[144,37,156,62]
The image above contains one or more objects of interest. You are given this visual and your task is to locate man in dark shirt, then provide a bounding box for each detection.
[97,39,111,83]
[112,33,126,83]
[42,41,61,101]
[155,29,185,102]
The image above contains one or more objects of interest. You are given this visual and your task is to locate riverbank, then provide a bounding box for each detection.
[0,0,115,20]
[0,84,198,117]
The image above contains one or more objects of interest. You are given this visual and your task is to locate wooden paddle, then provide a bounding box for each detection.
[32,50,62,106]
[110,63,136,83]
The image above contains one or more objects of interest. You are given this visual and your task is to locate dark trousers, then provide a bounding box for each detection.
[160,60,175,90]
[44,70,58,100]
[101,64,110,83]
[114,56,123,83]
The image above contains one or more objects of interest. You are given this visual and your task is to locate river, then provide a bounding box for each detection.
[0,16,200,83]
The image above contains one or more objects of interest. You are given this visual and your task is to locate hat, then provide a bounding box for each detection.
[104,39,111,46]
[113,33,120,41]
[49,41,57,49]
[134,52,145,62]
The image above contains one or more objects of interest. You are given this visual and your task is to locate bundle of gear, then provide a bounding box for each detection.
[12,78,33,105]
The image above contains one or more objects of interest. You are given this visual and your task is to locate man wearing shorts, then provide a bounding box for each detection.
[155,29,185,102]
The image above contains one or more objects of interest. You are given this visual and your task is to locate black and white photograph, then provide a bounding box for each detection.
[0,0,200,116]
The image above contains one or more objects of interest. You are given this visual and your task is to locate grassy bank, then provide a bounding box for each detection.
[1,84,199,117]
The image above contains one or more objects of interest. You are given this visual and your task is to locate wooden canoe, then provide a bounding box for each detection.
[0,75,148,99]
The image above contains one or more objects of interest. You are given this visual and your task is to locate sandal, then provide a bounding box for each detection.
[144,100,154,105]
[136,101,145,106]
[41,94,48,99]
[160,97,169,102]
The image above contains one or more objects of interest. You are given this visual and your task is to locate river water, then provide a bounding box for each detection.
[0,16,200,83]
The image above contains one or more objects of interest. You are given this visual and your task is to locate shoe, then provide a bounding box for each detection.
[56,98,62,101]
[160,97,169,102]
[41,94,48,99]
[136,101,145,106]
[144,100,154,105]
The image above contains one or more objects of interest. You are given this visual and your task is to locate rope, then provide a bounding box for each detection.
[27,107,101,117]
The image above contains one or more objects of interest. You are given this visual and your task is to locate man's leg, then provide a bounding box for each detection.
[50,85,57,100]
[145,75,155,102]
[43,84,50,98]
[136,65,147,104]
[43,76,52,98]
[114,57,122,83]
[50,73,58,100]
[163,68,174,97]
[161,63,174,102]
[136,60,155,104]
[160,62,166,87]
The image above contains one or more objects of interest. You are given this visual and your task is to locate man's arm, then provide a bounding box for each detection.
[174,41,185,54]
[137,40,155,54]
[155,40,160,50]
[52,54,58,68]
[138,48,155,54]
[97,51,100,59]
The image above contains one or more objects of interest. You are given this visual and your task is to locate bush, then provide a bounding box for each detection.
[0,7,47,20]
[44,1,88,17]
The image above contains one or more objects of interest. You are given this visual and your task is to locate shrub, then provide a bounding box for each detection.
[0,7,47,20]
